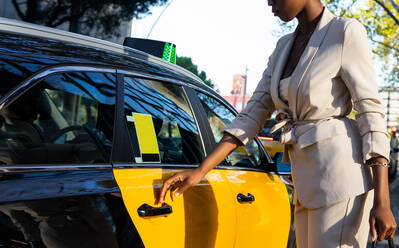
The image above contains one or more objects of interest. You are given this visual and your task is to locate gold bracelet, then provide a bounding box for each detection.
[368,162,390,167]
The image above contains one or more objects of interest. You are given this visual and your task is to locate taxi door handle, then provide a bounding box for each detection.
[237,193,255,203]
[137,203,172,217]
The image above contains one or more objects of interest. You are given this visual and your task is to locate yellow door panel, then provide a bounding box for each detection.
[225,170,291,248]
[113,168,236,248]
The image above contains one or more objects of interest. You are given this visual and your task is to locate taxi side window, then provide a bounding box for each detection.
[197,92,263,168]
[123,77,204,164]
[0,72,116,165]
[0,54,54,98]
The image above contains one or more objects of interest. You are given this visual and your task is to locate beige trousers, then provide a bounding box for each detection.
[295,191,373,248]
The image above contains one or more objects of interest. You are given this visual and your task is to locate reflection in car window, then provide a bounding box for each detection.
[197,92,262,168]
[0,53,59,98]
[124,77,204,164]
[0,72,116,165]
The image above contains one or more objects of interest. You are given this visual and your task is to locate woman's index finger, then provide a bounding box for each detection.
[158,176,177,203]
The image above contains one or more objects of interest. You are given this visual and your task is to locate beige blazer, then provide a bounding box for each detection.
[225,8,390,209]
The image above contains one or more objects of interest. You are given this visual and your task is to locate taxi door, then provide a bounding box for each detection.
[195,91,291,248]
[223,164,291,247]
[112,75,236,248]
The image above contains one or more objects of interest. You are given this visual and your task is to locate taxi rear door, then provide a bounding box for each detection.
[195,91,291,248]
[111,74,236,248]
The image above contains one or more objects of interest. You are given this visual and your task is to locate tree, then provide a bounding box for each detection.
[11,0,168,39]
[325,0,399,86]
[176,56,215,89]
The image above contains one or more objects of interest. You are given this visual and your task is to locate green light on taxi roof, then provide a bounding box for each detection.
[162,43,176,63]
[170,46,176,63]
[162,43,170,60]
[123,38,176,64]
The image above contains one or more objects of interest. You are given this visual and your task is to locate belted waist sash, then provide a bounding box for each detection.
[270,111,349,163]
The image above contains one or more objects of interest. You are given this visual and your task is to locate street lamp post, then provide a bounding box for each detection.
[241,66,248,111]
[146,0,174,39]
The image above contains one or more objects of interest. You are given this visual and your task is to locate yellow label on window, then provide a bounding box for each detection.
[126,112,160,163]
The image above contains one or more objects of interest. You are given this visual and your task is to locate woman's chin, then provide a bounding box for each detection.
[279,15,295,22]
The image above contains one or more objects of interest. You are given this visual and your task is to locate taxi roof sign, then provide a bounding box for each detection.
[124,38,176,64]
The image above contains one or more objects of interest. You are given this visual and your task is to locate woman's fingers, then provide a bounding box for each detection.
[158,174,180,204]
[158,170,202,204]
[385,228,395,239]
[377,221,388,241]
[370,210,397,241]
[170,177,193,200]
[370,216,377,242]
[369,204,397,241]
[379,217,397,240]
[170,185,178,201]
[174,180,193,197]
[387,221,397,239]
[390,226,397,239]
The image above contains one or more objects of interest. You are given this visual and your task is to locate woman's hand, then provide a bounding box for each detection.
[369,204,397,241]
[367,156,397,241]
[157,169,205,204]
[157,132,242,204]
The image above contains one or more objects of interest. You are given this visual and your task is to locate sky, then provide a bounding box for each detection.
[131,0,281,95]
[130,0,384,96]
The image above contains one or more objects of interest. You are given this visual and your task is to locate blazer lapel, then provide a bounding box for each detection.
[287,8,335,120]
[270,33,295,110]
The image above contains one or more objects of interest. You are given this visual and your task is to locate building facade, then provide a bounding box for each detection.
[223,74,251,112]
[379,89,399,128]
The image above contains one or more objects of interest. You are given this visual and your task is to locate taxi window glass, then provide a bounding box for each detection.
[197,92,262,168]
[124,77,204,164]
[0,72,115,165]
[0,53,56,98]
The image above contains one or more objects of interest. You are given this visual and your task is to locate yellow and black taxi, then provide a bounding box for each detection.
[0,17,293,248]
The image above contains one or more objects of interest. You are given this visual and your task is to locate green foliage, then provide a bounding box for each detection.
[322,0,358,16]
[176,56,215,88]
[11,0,168,39]
[329,0,399,86]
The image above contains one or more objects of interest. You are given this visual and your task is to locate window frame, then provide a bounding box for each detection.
[112,69,209,169]
[0,65,117,170]
[190,88,274,172]
[0,65,116,109]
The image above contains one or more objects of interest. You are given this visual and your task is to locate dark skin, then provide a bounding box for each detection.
[158,0,396,242]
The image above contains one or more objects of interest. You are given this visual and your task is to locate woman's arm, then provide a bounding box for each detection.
[368,156,397,241]
[157,132,241,204]
[158,40,280,204]
[339,20,396,241]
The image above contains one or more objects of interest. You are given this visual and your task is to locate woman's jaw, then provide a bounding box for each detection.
[268,0,321,23]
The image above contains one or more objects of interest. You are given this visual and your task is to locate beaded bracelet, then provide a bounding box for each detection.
[368,162,390,167]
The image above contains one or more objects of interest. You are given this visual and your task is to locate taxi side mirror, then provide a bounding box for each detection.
[274,152,291,175]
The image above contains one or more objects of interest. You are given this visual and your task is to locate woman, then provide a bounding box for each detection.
[158,0,397,247]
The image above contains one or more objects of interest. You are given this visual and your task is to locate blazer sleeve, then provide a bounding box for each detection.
[340,20,390,163]
[224,54,277,145]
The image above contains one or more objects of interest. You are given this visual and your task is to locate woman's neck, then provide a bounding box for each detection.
[296,2,324,34]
